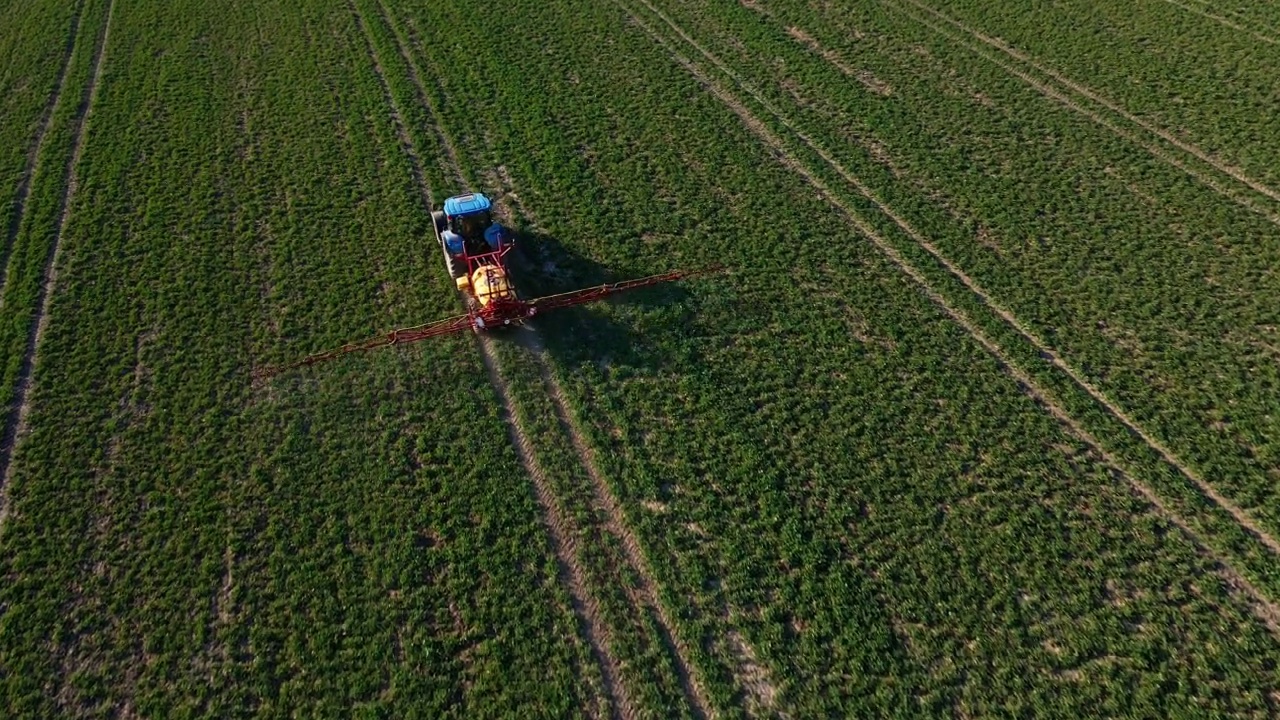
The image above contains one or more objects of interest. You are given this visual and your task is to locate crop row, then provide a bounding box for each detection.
[355,0,725,713]
[625,0,1280,590]
[923,0,1280,188]
[0,0,83,281]
[0,0,590,716]
[4,0,1278,715]
[383,0,1280,715]
[0,0,109,474]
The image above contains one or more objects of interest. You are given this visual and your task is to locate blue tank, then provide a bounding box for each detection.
[442,229,464,256]
[484,223,510,250]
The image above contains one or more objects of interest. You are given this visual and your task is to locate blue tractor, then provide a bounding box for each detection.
[257,187,719,376]
[431,193,513,279]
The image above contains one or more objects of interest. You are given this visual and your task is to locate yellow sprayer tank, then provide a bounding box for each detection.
[471,265,515,307]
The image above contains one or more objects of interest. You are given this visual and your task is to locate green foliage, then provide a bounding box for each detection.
[395,0,1280,715]
[0,0,83,267]
[0,0,584,716]
[2,0,1279,716]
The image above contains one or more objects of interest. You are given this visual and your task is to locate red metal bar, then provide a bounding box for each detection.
[256,266,722,378]
[529,266,721,314]
[462,244,512,276]
[253,313,474,378]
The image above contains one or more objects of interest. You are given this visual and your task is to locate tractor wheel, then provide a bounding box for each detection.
[431,210,447,234]
[446,253,466,280]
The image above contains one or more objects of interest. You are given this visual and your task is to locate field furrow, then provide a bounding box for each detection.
[480,145,728,712]
[890,0,1280,226]
[918,0,1280,187]
[1178,0,1280,40]
[529,337,714,719]
[0,0,87,298]
[0,0,115,534]
[478,342,629,720]
[351,0,628,714]
[1158,0,1280,46]
[615,0,1280,633]
[637,0,1280,589]
[3,0,1279,715]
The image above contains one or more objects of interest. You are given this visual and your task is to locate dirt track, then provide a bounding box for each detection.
[0,0,115,537]
[614,0,1280,641]
[352,2,654,715]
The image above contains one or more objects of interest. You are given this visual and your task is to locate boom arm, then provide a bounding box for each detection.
[528,267,717,314]
[254,266,720,378]
[253,314,474,378]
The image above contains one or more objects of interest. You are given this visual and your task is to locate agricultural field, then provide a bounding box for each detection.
[1,0,1278,716]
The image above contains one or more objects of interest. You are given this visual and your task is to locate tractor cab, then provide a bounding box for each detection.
[441,193,510,258]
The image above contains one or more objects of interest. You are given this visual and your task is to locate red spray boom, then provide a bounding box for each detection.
[255,265,719,378]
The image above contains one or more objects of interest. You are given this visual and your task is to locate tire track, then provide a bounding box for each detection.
[0,0,115,537]
[892,0,1280,211]
[627,0,1280,558]
[748,0,1280,230]
[481,153,722,713]
[0,0,87,300]
[1158,0,1279,47]
[379,7,468,193]
[373,1,716,714]
[610,0,1280,639]
[519,283,714,720]
[484,155,720,715]
[475,341,631,720]
[881,0,1280,227]
[470,98,720,719]
[347,3,626,717]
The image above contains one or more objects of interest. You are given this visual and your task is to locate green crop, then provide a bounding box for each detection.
[0,1,586,716]
[2,0,1278,717]
[0,0,84,282]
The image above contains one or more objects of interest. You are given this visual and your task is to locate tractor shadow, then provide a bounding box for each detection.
[491,228,701,373]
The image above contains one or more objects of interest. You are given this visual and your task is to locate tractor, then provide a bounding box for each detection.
[255,189,717,376]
